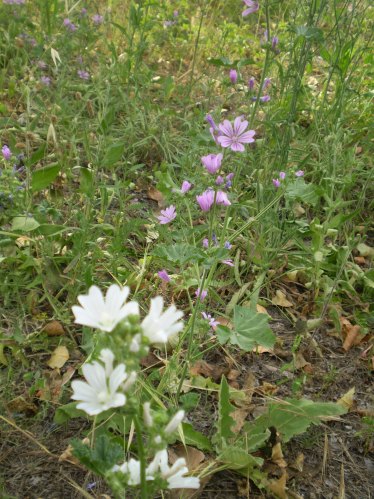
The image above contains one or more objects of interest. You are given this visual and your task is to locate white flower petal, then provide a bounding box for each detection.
[82,362,106,392]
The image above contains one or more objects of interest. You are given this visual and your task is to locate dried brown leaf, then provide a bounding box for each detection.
[272,442,287,468]
[42,320,65,337]
[190,360,224,382]
[337,387,355,411]
[268,472,288,499]
[147,186,165,207]
[272,290,293,307]
[47,345,69,369]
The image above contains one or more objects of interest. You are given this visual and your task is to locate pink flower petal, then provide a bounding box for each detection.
[231,142,245,152]
[217,136,233,148]
[218,120,233,137]
[238,130,256,143]
[234,117,248,135]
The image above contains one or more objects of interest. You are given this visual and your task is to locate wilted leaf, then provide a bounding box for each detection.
[271,442,287,468]
[256,304,270,316]
[272,290,293,307]
[268,473,288,499]
[147,186,165,207]
[190,360,224,382]
[42,320,65,337]
[7,396,38,415]
[47,345,69,369]
[340,318,365,351]
[290,453,304,472]
[59,444,80,465]
[337,387,355,411]
[294,351,312,373]
[169,445,205,470]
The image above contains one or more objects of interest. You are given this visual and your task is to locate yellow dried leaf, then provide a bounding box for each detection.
[272,442,287,468]
[337,387,355,411]
[268,472,288,499]
[256,304,270,316]
[42,320,65,337]
[47,345,69,369]
[272,290,293,307]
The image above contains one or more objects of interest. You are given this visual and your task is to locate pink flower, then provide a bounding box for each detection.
[196,190,214,212]
[229,69,238,84]
[202,312,219,328]
[78,70,90,80]
[201,153,223,174]
[196,289,207,301]
[272,179,281,188]
[217,117,255,152]
[157,205,176,224]
[260,95,270,102]
[92,14,103,25]
[242,0,259,17]
[279,171,286,180]
[263,78,271,89]
[202,238,209,248]
[216,191,231,206]
[180,180,192,193]
[216,175,224,185]
[2,145,11,160]
[295,170,304,177]
[63,18,77,31]
[222,259,234,267]
[158,270,171,282]
[248,77,255,90]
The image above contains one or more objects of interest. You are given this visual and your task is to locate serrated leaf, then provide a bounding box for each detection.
[213,376,235,449]
[153,243,205,265]
[54,402,87,424]
[228,306,276,352]
[71,434,123,476]
[218,446,263,470]
[31,164,60,192]
[181,423,213,451]
[285,179,321,206]
[249,398,347,443]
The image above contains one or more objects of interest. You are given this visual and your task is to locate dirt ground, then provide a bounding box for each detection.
[1,317,373,499]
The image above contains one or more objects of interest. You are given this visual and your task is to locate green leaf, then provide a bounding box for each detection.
[213,376,235,449]
[181,423,213,451]
[153,244,205,265]
[80,167,94,195]
[285,179,321,206]
[249,398,347,443]
[223,306,276,352]
[11,216,40,232]
[31,164,60,192]
[207,56,232,67]
[294,25,324,42]
[71,434,123,476]
[54,402,88,424]
[218,446,263,470]
[27,145,46,167]
[103,142,125,167]
[36,224,67,236]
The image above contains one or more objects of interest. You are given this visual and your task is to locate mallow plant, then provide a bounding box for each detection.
[68,284,200,498]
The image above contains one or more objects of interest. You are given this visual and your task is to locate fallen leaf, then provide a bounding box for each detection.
[272,290,293,307]
[7,396,38,415]
[357,243,374,259]
[42,320,65,337]
[290,453,304,472]
[294,351,313,373]
[253,345,274,354]
[169,445,205,470]
[147,186,165,207]
[272,442,287,468]
[190,360,225,382]
[256,304,270,316]
[337,387,355,411]
[231,408,248,433]
[59,444,80,465]
[47,345,69,369]
[259,382,278,396]
[340,318,365,351]
[268,472,288,499]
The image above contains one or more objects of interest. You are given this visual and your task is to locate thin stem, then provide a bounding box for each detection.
[133,412,148,499]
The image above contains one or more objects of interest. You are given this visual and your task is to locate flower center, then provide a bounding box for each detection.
[97,390,110,404]
[99,312,113,328]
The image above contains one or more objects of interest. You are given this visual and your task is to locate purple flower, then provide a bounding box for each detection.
[63,18,77,31]
[201,153,223,174]
[196,289,207,302]
[229,69,238,84]
[216,191,231,206]
[180,180,192,193]
[272,179,281,188]
[2,145,11,160]
[173,10,179,17]
[163,20,176,27]
[260,95,271,102]
[224,241,232,249]
[205,114,218,130]
[202,312,219,328]
[295,170,304,177]
[158,270,171,282]
[77,70,90,80]
[222,259,234,267]
[226,172,234,181]
[92,14,103,25]
[81,8,87,16]
[3,0,26,4]
[248,77,255,90]
[263,78,271,89]
[202,238,209,248]
[196,190,214,212]
[216,175,224,185]
[279,171,286,180]
[242,0,259,17]
[40,76,51,86]
[272,36,279,49]
[157,205,176,224]
[217,117,255,152]
[37,60,47,69]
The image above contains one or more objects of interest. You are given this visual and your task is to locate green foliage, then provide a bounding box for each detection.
[217,306,275,352]
[247,398,347,443]
[153,244,205,265]
[31,164,60,192]
[213,376,235,449]
[71,434,123,476]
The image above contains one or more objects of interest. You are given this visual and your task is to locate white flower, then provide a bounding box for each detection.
[72,284,139,332]
[143,402,153,427]
[148,449,200,489]
[164,410,185,435]
[141,296,184,344]
[71,349,129,415]
[112,458,155,485]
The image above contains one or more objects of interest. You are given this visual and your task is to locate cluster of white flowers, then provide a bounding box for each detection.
[72,284,184,345]
[71,349,136,415]
[112,448,200,490]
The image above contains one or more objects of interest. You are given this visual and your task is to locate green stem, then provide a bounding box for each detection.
[133,413,148,499]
